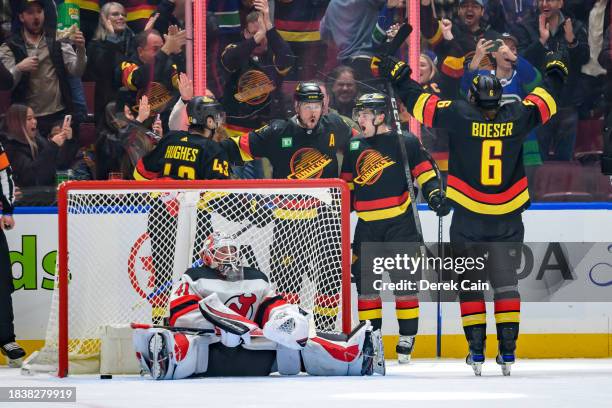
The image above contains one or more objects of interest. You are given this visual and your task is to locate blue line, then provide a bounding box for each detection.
[417,202,612,211]
[12,202,612,215]
[13,207,58,214]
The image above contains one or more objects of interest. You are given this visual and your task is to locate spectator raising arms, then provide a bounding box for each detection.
[512,0,589,160]
[420,0,501,79]
[220,0,294,178]
[0,104,69,187]
[118,26,186,121]
[321,0,402,91]
[0,0,86,138]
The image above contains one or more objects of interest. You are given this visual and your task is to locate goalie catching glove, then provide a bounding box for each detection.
[370,54,411,83]
[263,305,310,350]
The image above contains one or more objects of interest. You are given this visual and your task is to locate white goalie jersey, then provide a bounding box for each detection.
[168,265,287,331]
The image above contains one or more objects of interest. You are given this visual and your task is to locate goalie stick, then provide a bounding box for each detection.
[130,322,214,336]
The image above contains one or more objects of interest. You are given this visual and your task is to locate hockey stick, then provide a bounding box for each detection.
[380,23,427,251]
[421,148,446,358]
[130,322,215,336]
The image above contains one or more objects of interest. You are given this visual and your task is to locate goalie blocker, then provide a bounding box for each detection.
[133,233,384,379]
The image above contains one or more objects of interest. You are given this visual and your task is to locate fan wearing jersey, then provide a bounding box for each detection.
[132,232,385,379]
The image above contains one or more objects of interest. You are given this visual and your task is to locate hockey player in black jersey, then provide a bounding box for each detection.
[133,96,230,181]
[340,93,449,364]
[132,232,385,379]
[133,96,232,321]
[227,82,359,329]
[371,50,568,375]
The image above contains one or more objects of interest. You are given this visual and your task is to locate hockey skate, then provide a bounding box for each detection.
[1,342,26,368]
[396,335,415,364]
[496,327,517,376]
[362,327,385,375]
[147,333,170,380]
[465,327,486,376]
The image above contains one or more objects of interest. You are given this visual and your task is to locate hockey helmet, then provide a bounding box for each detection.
[201,232,242,281]
[352,93,387,121]
[469,74,503,110]
[187,96,225,128]
[294,82,324,103]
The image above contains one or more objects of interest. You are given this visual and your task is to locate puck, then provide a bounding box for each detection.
[100,374,113,379]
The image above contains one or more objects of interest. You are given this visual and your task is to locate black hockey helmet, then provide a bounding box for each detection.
[187,96,224,127]
[294,82,324,103]
[352,93,387,122]
[469,74,503,110]
[354,93,387,112]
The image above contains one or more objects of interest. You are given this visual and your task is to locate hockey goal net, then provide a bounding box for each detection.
[28,179,351,377]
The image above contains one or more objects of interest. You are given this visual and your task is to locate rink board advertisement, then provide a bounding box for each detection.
[4,204,612,359]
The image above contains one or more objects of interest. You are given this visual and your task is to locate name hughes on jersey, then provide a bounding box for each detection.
[165,145,199,162]
[471,122,514,138]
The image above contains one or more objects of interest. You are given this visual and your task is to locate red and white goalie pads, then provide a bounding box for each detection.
[301,322,370,376]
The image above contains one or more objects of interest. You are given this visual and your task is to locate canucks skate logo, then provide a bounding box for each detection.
[226,294,257,319]
[288,148,332,179]
[354,149,395,186]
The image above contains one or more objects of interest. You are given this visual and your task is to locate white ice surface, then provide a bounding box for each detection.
[1,359,612,408]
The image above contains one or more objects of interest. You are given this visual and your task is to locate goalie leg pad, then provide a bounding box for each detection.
[301,322,369,376]
[276,344,301,375]
[133,328,210,380]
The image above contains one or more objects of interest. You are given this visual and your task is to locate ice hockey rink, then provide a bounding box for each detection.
[2,359,612,408]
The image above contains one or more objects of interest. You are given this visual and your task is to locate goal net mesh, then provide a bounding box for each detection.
[26,181,350,375]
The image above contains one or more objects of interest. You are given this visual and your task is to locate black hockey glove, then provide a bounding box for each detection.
[544,51,569,82]
[370,54,411,83]
[427,190,451,217]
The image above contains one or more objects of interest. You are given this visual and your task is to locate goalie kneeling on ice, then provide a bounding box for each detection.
[132,232,384,379]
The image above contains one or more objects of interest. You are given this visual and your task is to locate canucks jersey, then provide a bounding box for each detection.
[134,131,231,180]
[230,113,358,179]
[169,266,286,328]
[395,74,561,218]
[340,132,440,221]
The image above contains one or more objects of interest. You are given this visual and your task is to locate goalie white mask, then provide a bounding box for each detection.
[201,232,243,281]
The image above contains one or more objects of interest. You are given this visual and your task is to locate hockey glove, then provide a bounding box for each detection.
[370,55,411,83]
[427,190,451,217]
[544,51,569,81]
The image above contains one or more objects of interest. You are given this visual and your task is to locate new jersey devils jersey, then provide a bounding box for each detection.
[169,266,286,329]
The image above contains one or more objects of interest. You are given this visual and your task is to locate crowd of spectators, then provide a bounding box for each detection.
[0,0,610,205]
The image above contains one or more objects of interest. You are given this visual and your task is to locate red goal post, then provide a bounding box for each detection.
[49,179,352,377]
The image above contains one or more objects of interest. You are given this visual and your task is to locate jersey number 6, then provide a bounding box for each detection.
[481,140,502,186]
